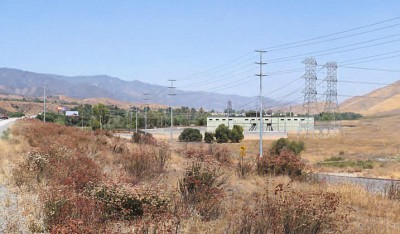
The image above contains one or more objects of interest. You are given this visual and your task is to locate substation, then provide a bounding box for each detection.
[206,116,314,133]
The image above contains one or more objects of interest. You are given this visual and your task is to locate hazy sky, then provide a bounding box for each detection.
[0,1,399,108]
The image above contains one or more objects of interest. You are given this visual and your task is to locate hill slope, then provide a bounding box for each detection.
[340,81,400,116]
[0,68,280,110]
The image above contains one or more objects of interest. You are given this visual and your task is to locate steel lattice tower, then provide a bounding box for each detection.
[323,62,339,130]
[302,58,318,116]
[300,58,318,136]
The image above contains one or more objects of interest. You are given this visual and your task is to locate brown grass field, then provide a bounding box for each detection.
[0,117,400,233]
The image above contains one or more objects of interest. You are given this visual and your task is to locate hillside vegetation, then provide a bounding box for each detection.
[340,81,400,116]
[0,119,399,233]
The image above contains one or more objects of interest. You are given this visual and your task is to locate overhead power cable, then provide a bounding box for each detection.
[261,16,400,50]
[267,23,400,52]
[267,36,400,64]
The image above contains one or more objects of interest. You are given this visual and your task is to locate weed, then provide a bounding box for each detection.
[178,163,228,221]
[236,158,253,178]
[257,149,305,177]
[319,158,374,169]
[384,180,400,200]
[1,128,10,140]
[227,183,347,234]
[122,143,171,182]
[180,144,232,164]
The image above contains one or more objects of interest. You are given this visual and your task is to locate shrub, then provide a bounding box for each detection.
[269,138,305,156]
[132,131,157,145]
[1,128,10,140]
[236,159,253,178]
[122,143,171,182]
[13,147,102,190]
[178,163,227,221]
[229,125,244,143]
[215,124,230,143]
[8,112,25,118]
[227,184,347,233]
[178,128,203,142]
[180,144,232,164]
[42,189,105,233]
[384,181,400,200]
[204,131,215,144]
[257,149,305,177]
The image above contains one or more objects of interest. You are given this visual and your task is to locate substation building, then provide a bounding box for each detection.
[206,116,314,133]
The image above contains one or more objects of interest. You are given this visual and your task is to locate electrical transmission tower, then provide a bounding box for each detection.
[168,80,176,143]
[255,50,267,157]
[300,57,318,136]
[323,62,340,132]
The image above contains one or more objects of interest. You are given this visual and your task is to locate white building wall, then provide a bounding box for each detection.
[206,116,314,132]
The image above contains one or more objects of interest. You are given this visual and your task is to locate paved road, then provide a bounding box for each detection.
[0,118,27,232]
[0,118,18,136]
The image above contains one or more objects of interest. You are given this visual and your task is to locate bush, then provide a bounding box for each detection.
[180,144,232,164]
[132,131,157,145]
[269,138,305,156]
[230,125,244,143]
[122,143,171,182]
[215,124,230,143]
[236,159,253,178]
[8,112,25,118]
[257,149,305,177]
[384,181,400,200]
[227,184,347,233]
[204,131,215,143]
[178,128,203,142]
[178,163,227,221]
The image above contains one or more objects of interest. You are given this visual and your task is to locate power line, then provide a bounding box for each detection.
[267,36,400,64]
[178,52,255,81]
[267,23,400,52]
[261,16,400,50]
[339,65,400,73]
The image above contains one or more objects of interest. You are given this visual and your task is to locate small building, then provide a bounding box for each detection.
[206,116,314,132]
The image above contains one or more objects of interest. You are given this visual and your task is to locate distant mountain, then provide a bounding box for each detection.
[0,68,283,110]
[340,81,400,116]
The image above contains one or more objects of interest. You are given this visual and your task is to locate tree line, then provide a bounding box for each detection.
[36,103,209,130]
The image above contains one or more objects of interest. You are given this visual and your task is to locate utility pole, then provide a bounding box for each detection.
[135,107,138,133]
[130,106,133,132]
[168,80,176,143]
[43,83,46,123]
[81,103,84,130]
[255,50,267,157]
[227,100,232,128]
[143,93,150,134]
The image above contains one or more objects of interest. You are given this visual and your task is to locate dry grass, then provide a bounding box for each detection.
[1,119,400,233]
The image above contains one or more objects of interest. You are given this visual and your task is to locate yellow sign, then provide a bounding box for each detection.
[240,146,246,157]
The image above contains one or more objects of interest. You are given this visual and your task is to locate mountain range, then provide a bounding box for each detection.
[0,68,279,111]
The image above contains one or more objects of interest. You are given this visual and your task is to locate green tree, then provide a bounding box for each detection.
[215,124,230,143]
[179,128,203,142]
[92,103,110,130]
[204,132,215,144]
[229,125,244,143]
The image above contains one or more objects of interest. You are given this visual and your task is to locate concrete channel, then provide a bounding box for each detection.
[317,173,400,194]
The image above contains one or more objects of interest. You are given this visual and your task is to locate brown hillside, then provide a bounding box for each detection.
[0,94,168,115]
[340,81,400,116]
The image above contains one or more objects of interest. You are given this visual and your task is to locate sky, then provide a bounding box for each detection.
[0,0,399,109]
